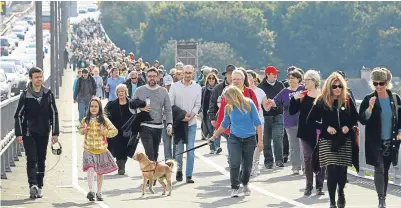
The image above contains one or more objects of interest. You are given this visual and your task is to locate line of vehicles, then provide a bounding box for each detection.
[0,11,50,101]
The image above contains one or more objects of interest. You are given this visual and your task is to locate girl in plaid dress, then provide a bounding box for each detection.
[78,97,118,201]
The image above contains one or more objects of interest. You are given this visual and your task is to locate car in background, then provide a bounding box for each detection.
[23,15,35,25]
[25,42,47,56]
[1,57,28,71]
[87,4,98,12]
[11,26,26,40]
[14,20,30,32]
[0,37,10,56]
[0,62,21,95]
[5,33,19,47]
[0,69,12,101]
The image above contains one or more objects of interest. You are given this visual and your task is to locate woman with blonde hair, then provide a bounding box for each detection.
[359,67,401,208]
[209,86,263,198]
[308,72,359,208]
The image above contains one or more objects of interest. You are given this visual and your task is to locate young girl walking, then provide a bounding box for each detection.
[78,97,118,201]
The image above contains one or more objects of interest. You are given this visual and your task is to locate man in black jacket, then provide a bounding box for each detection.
[258,66,285,169]
[14,67,59,199]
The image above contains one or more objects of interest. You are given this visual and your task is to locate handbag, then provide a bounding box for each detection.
[119,104,132,138]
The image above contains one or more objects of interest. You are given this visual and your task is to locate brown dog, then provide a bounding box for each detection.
[133,152,175,196]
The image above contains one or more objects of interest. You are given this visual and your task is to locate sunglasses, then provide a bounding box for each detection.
[208,77,215,80]
[373,81,386,86]
[331,84,343,89]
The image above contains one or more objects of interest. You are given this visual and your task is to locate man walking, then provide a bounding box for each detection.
[14,67,59,199]
[132,67,173,162]
[169,65,202,183]
[73,68,96,121]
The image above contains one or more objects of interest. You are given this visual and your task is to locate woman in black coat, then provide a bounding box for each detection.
[358,68,401,208]
[104,84,133,175]
[307,72,359,208]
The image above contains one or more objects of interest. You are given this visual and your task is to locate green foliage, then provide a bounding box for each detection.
[99,2,401,78]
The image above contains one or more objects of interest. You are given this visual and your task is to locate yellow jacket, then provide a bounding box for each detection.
[78,117,118,154]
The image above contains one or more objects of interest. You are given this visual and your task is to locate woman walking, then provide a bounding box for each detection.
[308,72,359,208]
[209,86,263,198]
[289,70,325,196]
[104,84,133,175]
[200,73,220,154]
[268,69,305,174]
[358,68,401,208]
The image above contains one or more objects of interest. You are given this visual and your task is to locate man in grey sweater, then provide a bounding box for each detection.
[133,68,173,162]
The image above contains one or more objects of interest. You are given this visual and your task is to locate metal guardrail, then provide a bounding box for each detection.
[0,76,50,179]
[1,1,35,36]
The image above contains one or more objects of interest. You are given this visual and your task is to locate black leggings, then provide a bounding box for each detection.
[327,165,347,204]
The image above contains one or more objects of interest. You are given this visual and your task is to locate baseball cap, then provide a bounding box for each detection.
[265,66,279,74]
[222,64,236,75]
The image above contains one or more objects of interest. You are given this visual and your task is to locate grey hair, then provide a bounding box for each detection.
[115,84,129,97]
[232,69,245,80]
[304,69,321,88]
[369,67,393,90]
[129,70,138,77]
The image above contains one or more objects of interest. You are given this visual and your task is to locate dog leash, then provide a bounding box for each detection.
[156,142,209,163]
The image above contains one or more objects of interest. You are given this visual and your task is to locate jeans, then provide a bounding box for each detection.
[285,126,303,171]
[205,116,220,151]
[162,120,176,160]
[23,133,49,188]
[78,100,89,122]
[139,126,162,161]
[228,134,256,189]
[175,124,197,177]
[374,150,392,198]
[263,115,284,166]
[301,139,325,188]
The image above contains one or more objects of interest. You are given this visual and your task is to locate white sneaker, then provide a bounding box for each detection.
[37,188,43,198]
[243,185,251,196]
[230,189,239,198]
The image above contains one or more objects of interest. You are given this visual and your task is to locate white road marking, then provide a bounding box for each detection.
[195,152,312,208]
[71,98,111,208]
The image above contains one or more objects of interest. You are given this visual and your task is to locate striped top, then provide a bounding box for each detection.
[78,117,118,154]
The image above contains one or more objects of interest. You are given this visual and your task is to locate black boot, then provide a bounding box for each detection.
[304,186,312,196]
[337,191,345,208]
[117,160,125,175]
[176,171,183,182]
[378,196,386,208]
[186,176,194,183]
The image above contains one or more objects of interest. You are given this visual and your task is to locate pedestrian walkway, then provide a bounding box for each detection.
[1,69,401,208]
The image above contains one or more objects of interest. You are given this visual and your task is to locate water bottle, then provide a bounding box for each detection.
[146,98,150,106]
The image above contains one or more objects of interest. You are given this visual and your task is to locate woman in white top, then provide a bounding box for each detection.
[247,70,269,176]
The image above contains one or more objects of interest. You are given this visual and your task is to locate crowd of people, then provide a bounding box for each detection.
[14,17,401,208]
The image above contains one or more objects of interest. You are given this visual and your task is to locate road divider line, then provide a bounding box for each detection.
[71,92,111,208]
[195,152,312,208]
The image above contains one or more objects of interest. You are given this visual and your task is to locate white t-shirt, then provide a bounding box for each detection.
[254,87,266,124]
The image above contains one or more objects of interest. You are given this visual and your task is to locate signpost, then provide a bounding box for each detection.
[175,41,199,70]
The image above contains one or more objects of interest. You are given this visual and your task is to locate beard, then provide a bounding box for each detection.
[148,80,156,86]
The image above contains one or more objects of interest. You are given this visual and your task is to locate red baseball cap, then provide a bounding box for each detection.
[265,66,279,74]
